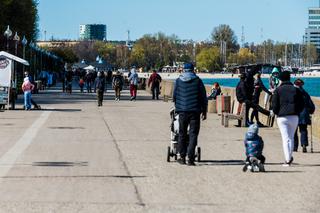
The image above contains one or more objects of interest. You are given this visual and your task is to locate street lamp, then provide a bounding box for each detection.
[22,36,28,72]
[13,32,20,55]
[3,25,12,51]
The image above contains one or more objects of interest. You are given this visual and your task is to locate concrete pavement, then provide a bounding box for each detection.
[0,85,319,213]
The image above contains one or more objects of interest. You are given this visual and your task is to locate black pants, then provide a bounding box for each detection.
[294,124,308,149]
[96,89,104,106]
[178,112,200,160]
[246,101,270,124]
[151,85,160,99]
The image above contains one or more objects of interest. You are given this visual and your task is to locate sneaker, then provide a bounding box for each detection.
[282,163,290,167]
[288,157,294,164]
[302,146,307,153]
[187,160,196,166]
[177,158,186,165]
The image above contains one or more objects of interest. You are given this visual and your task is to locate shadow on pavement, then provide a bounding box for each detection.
[0,175,146,179]
[263,171,304,173]
[199,160,244,166]
[32,161,88,167]
[41,108,82,112]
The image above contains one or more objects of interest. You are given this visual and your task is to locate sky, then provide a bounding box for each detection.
[38,0,319,44]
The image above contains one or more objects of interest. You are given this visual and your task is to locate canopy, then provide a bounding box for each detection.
[84,65,95,70]
[0,51,29,66]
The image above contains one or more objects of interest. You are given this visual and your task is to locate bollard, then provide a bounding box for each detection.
[207,100,217,113]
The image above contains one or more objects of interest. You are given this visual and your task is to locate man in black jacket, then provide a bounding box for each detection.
[236,73,270,126]
[173,63,208,166]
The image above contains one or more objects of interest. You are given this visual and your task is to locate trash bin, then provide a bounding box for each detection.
[207,100,217,113]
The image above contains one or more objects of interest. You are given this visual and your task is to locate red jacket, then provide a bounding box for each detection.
[148,73,162,87]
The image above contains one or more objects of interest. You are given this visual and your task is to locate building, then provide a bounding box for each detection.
[304,7,320,63]
[79,24,106,41]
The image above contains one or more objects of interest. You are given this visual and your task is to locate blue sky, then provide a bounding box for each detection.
[38,0,318,43]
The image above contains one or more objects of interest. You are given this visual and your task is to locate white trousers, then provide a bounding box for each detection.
[277,115,299,162]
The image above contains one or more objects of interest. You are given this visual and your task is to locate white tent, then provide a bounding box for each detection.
[84,65,95,70]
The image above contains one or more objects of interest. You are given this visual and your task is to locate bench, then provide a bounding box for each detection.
[221,100,246,127]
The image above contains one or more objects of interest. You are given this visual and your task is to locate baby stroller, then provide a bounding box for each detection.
[167,107,201,162]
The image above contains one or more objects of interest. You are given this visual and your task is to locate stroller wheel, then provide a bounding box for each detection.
[197,147,201,162]
[167,146,171,162]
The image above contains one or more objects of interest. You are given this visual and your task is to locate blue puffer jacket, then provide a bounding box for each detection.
[173,72,208,113]
[244,132,264,158]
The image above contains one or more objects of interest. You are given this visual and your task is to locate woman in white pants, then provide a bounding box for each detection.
[271,71,304,166]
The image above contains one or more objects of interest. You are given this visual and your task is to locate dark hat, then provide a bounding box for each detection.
[294,78,304,87]
[279,71,291,81]
[183,63,194,72]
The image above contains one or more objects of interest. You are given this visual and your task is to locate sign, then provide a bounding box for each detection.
[0,58,12,87]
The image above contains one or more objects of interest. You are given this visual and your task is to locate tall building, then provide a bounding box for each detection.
[79,24,106,41]
[304,7,320,63]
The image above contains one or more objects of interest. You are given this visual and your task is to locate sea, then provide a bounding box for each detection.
[202,77,320,98]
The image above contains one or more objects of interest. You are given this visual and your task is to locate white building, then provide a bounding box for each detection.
[304,7,320,62]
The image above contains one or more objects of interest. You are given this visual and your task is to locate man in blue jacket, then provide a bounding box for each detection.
[173,63,208,166]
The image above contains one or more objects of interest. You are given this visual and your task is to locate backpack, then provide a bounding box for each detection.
[114,77,121,87]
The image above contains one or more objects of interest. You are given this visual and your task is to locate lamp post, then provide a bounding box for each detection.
[13,32,20,55]
[3,25,12,51]
[21,36,28,72]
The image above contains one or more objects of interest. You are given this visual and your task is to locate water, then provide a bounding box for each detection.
[202,77,320,97]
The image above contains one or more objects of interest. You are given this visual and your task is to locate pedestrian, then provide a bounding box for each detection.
[79,78,85,93]
[128,67,138,101]
[236,73,270,127]
[24,72,41,109]
[21,77,34,110]
[85,71,93,93]
[264,67,281,108]
[65,70,73,94]
[207,82,221,100]
[271,71,304,166]
[293,79,315,153]
[94,71,105,107]
[112,71,124,101]
[250,72,272,126]
[173,63,208,166]
[148,70,162,100]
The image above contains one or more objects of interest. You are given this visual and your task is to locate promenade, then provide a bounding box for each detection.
[0,85,319,213]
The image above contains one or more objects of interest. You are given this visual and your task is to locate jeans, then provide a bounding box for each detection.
[152,85,160,99]
[178,112,201,160]
[277,115,299,162]
[294,124,308,149]
[24,91,32,110]
[130,84,137,98]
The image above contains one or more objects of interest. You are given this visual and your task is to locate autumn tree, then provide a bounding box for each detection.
[196,47,221,72]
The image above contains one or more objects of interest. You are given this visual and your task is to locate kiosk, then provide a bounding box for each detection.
[0,51,29,110]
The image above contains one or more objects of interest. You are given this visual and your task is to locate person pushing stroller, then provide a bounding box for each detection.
[243,124,265,172]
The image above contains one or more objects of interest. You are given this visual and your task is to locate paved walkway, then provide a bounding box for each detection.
[0,85,319,213]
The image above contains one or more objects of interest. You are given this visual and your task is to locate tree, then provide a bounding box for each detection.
[0,0,39,41]
[228,48,256,65]
[211,24,239,53]
[196,47,221,72]
[50,47,78,63]
[130,44,145,68]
